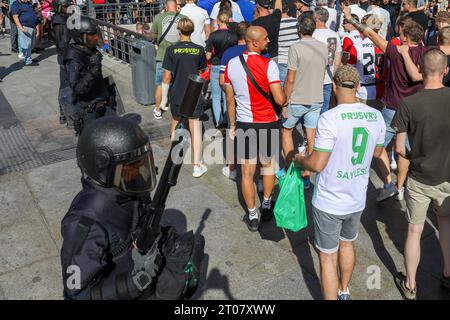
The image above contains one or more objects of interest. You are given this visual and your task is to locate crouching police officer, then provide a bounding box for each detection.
[60,116,160,300]
[52,0,73,124]
[61,115,205,300]
[61,15,116,136]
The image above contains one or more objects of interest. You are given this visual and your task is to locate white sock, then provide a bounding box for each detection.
[262,196,272,209]
[338,287,349,294]
[160,82,170,108]
[248,207,258,220]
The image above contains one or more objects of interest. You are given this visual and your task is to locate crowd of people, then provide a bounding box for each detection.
[146,0,450,300]
[1,0,449,301]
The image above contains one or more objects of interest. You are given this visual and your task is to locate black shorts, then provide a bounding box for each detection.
[171,101,204,120]
[229,121,281,162]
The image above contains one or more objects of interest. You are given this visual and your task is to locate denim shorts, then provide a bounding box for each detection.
[312,206,362,254]
[382,106,410,151]
[282,103,322,129]
[155,61,164,86]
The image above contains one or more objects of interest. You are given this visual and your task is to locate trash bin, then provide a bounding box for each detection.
[130,40,156,105]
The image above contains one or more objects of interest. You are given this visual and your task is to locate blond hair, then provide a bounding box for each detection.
[177,17,195,36]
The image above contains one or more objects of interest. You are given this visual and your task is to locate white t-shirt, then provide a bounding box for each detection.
[367,5,391,40]
[312,103,386,215]
[354,37,382,100]
[210,1,242,20]
[313,28,342,85]
[180,3,210,47]
[349,4,367,21]
[325,7,338,31]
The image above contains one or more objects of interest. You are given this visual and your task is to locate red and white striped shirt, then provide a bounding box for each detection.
[224,51,280,123]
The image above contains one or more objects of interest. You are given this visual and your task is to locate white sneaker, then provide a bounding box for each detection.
[395,187,405,201]
[222,166,237,181]
[18,52,24,59]
[390,158,398,171]
[193,164,208,178]
[152,108,162,120]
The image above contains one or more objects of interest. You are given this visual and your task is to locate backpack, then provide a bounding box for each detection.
[154,227,205,300]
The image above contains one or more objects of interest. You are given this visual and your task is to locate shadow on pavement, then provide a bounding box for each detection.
[0,60,24,80]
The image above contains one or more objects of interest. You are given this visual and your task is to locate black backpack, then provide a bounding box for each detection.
[154,227,205,300]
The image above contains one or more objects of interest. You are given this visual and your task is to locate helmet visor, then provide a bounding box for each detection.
[112,149,156,195]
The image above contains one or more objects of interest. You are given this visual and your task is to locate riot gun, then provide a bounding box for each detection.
[136,75,205,254]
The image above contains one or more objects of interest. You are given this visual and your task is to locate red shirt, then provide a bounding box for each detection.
[224,51,280,123]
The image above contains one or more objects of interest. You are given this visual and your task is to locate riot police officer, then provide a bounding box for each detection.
[61,15,116,136]
[52,0,73,124]
[60,116,160,300]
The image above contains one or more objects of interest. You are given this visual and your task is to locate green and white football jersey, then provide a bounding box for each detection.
[312,103,386,215]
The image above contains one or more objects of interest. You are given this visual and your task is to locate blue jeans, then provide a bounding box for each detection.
[18,26,35,65]
[278,63,288,87]
[211,64,227,126]
[382,106,410,151]
[155,61,164,86]
[321,83,332,114]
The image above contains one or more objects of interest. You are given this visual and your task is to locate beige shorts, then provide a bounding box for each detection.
[406,177,450,225]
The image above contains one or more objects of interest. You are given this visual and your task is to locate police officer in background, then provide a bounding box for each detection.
[61,116,161,300]
[52,0,73,124]
[61,15,116,136]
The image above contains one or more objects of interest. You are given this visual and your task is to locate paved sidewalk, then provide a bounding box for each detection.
[0,37,448,300]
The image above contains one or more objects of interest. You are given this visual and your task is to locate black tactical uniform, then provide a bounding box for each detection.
[61,16,116,136]
[52,0,72,124]
[60,116,159,300]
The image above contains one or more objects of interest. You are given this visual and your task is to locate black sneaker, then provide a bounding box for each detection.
[260,204,274,222]
[59,115,67,124]
[243,212,259,232]
[441,275,450,291]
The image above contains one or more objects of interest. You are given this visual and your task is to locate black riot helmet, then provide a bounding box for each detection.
[52,0,73,13]
[76,116,157,197]
[68,15,102,46]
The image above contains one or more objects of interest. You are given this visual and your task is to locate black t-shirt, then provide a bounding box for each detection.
[162,41,207,106]
[407,11,429,33]
[391,87,450,185]
[252,9,282,58]
[445,55,450,87]
[205,29,238,65]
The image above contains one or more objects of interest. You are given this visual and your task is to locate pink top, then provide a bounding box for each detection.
[41,0,53,18]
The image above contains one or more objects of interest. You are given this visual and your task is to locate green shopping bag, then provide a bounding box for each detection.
[274,162,308,232]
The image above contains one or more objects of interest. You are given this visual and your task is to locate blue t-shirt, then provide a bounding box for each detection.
[237,0,255,22]
[220,44,269,74]
[11,1,39,28]
[198,0,217,16]
[220,44,246,74]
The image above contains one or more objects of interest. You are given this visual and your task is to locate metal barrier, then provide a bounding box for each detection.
[93,18,154,64]
[88,1,163,25]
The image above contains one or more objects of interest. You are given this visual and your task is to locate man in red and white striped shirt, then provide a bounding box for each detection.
[224,26,286,232]
[342,14,363,65]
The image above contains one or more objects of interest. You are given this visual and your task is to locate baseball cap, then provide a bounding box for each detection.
[333,65,360,89]
[256,0,272,8]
